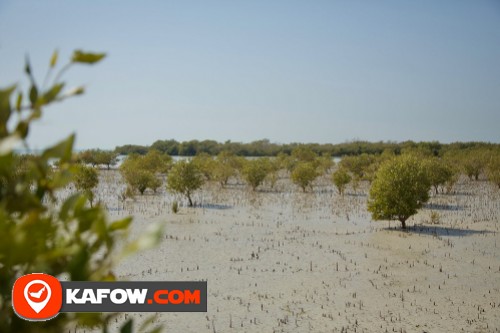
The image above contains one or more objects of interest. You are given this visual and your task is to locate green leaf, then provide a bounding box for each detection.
[120,319,133,333]
[25,55,37,86]
[0,85,15,138]
[79,207,100,234]
[16,92,22,112]
[60,193,83,221]
[71,50,106,64]
[43,83,65,104]
[27,109,42,122]
[25,55,32,76]
[68,247,90,281]
[41,134,75,162]
[50,49,58,68]
[64,86,85,98]
[15,121,29,139]
[108,217,132,231]
[29,85,38,106]
[0,85,15,124]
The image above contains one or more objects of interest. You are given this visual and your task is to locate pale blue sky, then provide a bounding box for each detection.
[0,0,499,149]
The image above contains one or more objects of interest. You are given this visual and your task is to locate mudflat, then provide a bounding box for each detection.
[98,171,499,332]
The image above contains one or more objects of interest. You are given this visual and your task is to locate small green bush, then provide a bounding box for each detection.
[332,168,351,195]
[167,160,204,206]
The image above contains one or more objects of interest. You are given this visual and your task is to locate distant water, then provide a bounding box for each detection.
[13,150,340,169]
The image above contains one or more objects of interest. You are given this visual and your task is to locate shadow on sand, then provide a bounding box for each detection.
[195,203,233,210]
[345,192,368,198]
[384,225,492,237]
[440,191,473,197]
[424,203,464,211]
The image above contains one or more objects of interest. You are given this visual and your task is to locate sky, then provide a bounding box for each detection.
[0,0,499,150]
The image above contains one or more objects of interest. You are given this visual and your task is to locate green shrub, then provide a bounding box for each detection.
[332,168,351,195]
[120,150,170,195]
[368,155,431,229]
[0,50,162,333]
[291,162,318,192]
[242,158,270,191]
[74,164,99,206]
[172,200,179,214]
[167,160,204,206]
[430,211,440,225]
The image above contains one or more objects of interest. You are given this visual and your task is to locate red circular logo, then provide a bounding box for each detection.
[12,273,62,321]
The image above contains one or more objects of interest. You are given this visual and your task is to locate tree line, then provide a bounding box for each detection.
[114,139,499,157]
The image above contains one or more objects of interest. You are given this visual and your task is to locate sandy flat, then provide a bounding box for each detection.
[93,171,499,332]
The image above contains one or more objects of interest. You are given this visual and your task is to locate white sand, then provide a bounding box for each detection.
[94,172,500,332]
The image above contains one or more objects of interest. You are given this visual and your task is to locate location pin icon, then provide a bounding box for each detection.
[24,280,52,314]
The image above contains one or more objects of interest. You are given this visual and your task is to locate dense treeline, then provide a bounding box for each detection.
[115,139,499,157]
